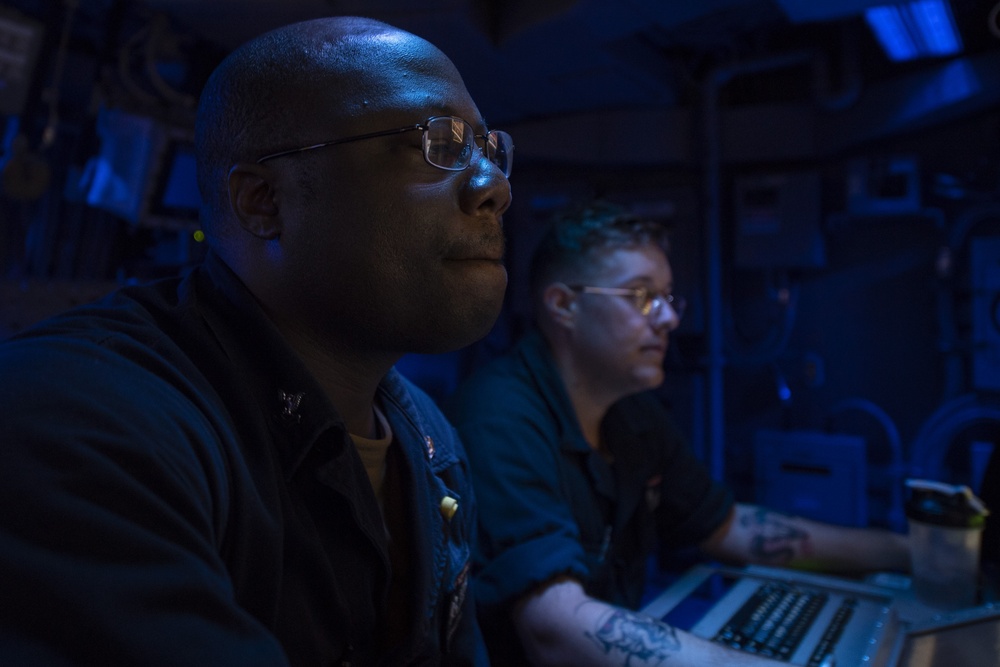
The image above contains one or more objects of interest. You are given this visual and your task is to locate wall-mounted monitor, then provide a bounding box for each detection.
[83,108,201,230]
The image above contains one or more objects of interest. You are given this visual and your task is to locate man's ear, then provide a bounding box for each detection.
[542,282,578,329]
[227,164,281,239]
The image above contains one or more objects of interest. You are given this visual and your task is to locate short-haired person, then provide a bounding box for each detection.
[0,16,512,665]
[445,201,910,666]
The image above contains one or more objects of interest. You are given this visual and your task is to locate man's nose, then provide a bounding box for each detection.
[459,152,512,217]
[652,301,681,332]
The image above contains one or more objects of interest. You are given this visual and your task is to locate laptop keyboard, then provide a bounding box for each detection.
[712,581,855,663]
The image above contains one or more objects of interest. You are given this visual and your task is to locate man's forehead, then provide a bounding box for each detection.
[585,245,670,280]
[306,70,484,134]
[331,31,457,88]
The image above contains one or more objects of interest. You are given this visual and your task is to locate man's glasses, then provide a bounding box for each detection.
[254,115,513,177]
[569,285,686,319]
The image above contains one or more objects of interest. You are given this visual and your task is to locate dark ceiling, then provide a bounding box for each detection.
[134,0,1000,120]
[128,0,1000,164]
[4,0,1000,167]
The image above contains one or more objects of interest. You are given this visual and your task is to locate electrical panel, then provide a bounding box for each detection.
[734,172,826,269]
[846,156,921,216]
[754,429,868,527]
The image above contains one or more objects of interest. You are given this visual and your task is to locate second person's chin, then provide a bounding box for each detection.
[632,368,665,392]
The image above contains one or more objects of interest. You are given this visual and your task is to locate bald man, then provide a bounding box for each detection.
[0,16,512,665]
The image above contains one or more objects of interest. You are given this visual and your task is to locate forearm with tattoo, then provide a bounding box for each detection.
[740,506,813,565]
[581,602,681,666]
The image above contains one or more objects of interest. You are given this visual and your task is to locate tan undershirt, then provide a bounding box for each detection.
[350,404,393,502]
[348,405,411,647]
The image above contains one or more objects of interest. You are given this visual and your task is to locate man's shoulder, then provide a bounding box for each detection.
[0,272,266,491]
[444,340,541,420]
[0,273,227,431]
[2,279,180,361]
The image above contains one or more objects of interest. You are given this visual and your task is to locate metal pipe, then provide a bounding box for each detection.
[700,51,812,481]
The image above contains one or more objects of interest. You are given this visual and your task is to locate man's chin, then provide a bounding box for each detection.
[408,295,506,355]
[634,368,666,391]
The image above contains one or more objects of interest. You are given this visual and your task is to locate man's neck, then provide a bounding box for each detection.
[551,350,619,451]
[321,372,384,438]
[568,390,607,452]
[280,325,399,438]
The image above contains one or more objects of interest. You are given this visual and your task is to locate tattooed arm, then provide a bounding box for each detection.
[512,577,785,666]
[701,503,910,573]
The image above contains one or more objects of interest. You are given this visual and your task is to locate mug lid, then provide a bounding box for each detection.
[904,479,990,528]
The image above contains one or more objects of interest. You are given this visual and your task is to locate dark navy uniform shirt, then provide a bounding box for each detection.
[445,329,732,664]
[0,252,486,666]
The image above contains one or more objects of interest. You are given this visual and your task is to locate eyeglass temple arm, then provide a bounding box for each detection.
[255,124,424,164]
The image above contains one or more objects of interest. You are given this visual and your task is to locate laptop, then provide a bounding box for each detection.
[641,563,1000,666]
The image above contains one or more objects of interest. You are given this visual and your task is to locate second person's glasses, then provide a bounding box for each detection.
[569,285,686,319]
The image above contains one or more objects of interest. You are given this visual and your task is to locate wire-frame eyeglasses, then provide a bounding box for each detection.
[253,115,513,177]
[569,285,686,319]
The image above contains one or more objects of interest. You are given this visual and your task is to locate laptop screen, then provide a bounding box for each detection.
[659,570,742,631]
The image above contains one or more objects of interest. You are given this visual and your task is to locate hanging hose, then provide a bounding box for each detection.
[41,0,78,150]
[910,394,1000,482]
[826,398,906,530]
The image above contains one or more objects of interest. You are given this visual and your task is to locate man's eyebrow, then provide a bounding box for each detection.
[621,272,667,282]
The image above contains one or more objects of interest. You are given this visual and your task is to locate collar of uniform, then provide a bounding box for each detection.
[377,369,460,472]
[192,251,345,478]
[516,329,593,455]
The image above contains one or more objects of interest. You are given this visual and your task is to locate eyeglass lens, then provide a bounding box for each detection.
[425,117,513,177]
[640,291,685,319]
